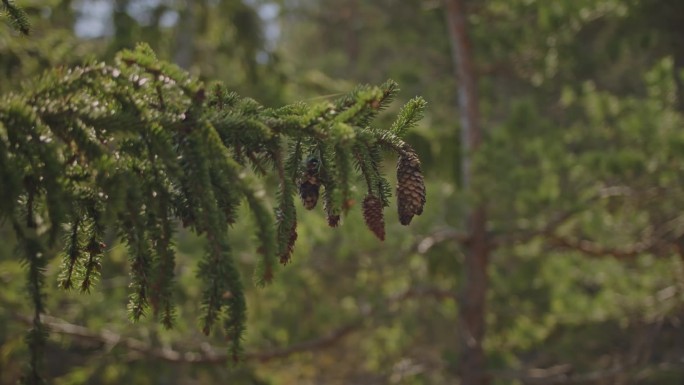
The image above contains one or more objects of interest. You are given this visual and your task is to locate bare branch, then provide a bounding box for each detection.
[11,285,458,365]
[493,210,579,248]
[388,286,459,303]
[13,313,360,364]
[546,234,656,259]
[492,365,624,384]
[414,227,470,254]
[491,358,684,384]
[246,322,361,363]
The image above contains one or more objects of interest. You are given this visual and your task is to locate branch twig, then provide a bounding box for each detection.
[547,234,657,259]
[491,358,684,384]
[493,210,579,247]
[12,313,360,364]
[12,285,458,365]
[414,227,470,254]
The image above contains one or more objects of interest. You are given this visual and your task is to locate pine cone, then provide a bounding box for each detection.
[362,194,385,241]
[396,145,426,225]
[299,156,321,210]
[299,180,320,209]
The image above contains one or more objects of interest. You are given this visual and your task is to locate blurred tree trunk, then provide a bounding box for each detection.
[639,1,684,111]
[110,0,137,55]
[444,1,489,384]
[53,0,76,30]
[668,12,684,113]
[345,0,359,68]
[173,0,196,69]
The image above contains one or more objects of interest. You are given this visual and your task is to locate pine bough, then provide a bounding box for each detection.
[0,44,426,381]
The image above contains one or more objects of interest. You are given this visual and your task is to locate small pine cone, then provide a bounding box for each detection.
[396,145,426,225]
[299,180,320,209]
[362,194,385,241]
[298,156,321,210]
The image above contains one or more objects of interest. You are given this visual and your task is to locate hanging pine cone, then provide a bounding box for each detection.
[299,181,320,209]
[396,144,426,225]
[362,194,385,241]
[298,156,321,210]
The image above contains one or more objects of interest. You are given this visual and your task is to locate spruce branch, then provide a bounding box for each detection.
[390,96,427,137]
[0,122,21,218]
[81,204,105,292]
[237,169,278,286]
[12,209,47,385]
[147,166,177,327]
[149,203,177,327]
[276,141,301,264]
[121,187,153,320]
[0,44,427,371]
[57,216,82,290]
[1,0,30,35]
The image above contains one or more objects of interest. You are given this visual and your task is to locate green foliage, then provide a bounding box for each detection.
[4,0,684,384]
[390,97,427,138]
[273,0,684,383]
[1,0,30,35]
[13,221,47,385]
[0,42,425,381]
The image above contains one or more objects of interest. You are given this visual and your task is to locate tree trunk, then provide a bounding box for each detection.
[345,0,360,69]
[671,25,684,112]
[444,1,490,384]
[173,0,196,70]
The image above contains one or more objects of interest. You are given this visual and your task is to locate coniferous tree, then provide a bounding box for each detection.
[0,37,426,383]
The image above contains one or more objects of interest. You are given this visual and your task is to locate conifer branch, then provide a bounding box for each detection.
[275,141,300,264]
[150,194,176,328]
[0,44,427,371]
[58,216,82,290]
[390,97,427,137]
[318,142,343,226]
[546,234,656,259]
[121,194,153,319]
[81,205,105,292]
[12,209,47,385]
[146,145,177,326]
[1,0,30,35]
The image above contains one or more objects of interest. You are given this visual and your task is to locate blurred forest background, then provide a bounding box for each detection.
[2,0,684,384]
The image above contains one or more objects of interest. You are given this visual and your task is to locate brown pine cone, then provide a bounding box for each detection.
[299,180,320,210]
[298,156,321,210]
[396,145,426,225]
[363,194,385,241]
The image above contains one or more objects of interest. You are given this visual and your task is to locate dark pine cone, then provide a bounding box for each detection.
[362,194,385,241]
[396,145,426,225]
[299,180,320,210]
[299,156,321,210]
